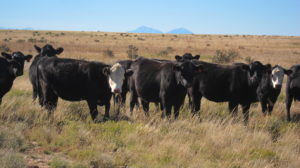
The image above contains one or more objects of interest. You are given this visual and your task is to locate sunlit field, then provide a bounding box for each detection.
[0,30,300,168]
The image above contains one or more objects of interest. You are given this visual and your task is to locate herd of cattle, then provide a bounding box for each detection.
[0,44,300,123]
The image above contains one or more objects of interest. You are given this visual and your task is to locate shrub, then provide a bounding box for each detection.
[0,44,11,52]
[127,45,138,59]
[49,157,69,168]
[28,38,37,43]
[16,39,25,43]
[103,49,114,58]
[244,56,255,64]
[211,49,239,63]
[0,151,26,168]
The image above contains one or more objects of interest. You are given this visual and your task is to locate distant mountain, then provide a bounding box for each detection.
[128,26,163,34]
[0,27,34,30]
[167,28,193,34]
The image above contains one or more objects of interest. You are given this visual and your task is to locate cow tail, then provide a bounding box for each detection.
[35,65,43,106]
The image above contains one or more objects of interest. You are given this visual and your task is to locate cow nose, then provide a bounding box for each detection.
[275,84,281,89]
[114,88,120,93]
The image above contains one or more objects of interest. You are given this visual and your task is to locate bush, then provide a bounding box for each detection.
[127,45,138,59]
[103,49,114,58]
[211,49,239,63]
[244,56,255,64]
[0,44,11,52]
[49,157,70,168]
[0,150,26,168]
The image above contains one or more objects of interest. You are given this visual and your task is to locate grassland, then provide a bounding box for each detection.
[0,30,300,168]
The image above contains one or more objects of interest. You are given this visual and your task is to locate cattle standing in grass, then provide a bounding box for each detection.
[285,65,299,121]
[35,56,132,121]
[129,57,203,118]
[29,44,64,104]
[113,60,133,106]
[175,54,201,108]
[0,52,32,104]
[188,60,268,122]
[256,65,290,115]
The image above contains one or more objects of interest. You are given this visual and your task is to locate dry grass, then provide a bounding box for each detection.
[0,30,300,168]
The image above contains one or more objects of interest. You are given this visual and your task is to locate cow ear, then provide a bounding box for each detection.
[56,48,64,55]
[265,64,272,74]
[175,55,183,62]
[241,64,250,71]
[25,55,33,62]
[34,45,41,53]
[194,55,200,60]
[195,64,204,73]
[284,69,293,76]
[1,52,12,59]
[173,64,182,71]
[125,69,133,76]
[102,67,110,76]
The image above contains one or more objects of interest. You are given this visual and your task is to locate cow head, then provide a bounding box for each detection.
[103,63,133,94]
[34,44,64,57]
[248,61,269,86]
[173,61,204,88]
[175,53,200,62]
[1,52,32,76]
[271,65,292,89]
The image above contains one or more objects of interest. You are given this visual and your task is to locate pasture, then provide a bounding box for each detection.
[0,30,300,168]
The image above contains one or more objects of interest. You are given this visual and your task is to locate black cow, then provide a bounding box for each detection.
[256,65,290,115]
[175,53,200,62]
[29,44,64,104]
[0,52,32,104]
[189,60,268,122]
[129,57,203,118]
[285,65,300,121]
[35,56,132,121]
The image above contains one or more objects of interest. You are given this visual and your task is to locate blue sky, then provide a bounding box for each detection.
[1,0,299,35]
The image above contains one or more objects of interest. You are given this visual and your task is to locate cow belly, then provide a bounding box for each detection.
[200,88,231,102]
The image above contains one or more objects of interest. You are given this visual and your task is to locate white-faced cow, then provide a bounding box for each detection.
[129,57,203,118]
[29,44,64,105]
[35,55,132,121]
[0,52,32,104]
[256,65,291,115]
[285,65,300,121]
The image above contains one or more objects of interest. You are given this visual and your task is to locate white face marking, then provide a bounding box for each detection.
[271,66,285,88]
[108,63,125,93]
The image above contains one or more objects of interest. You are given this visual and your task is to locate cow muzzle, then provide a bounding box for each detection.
[113,88,121,94]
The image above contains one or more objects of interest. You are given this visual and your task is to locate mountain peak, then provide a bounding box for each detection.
[128,26,163,34]
[167,28,193,34]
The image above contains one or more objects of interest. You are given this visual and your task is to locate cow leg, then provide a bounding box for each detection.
[32,85,37,101]
[154,102,160,112]
[87,100,99,122]
[260,99,267,116]
[129,91,138,115]
[228,101,238,117]
[285,94,293,121]
[173,104,182,119]
[141,100,150,117]
[187,88,193,109]
[121,90,127,106]
[267,103,274,116]
[42,86,58,117]
[241,103,250,124]
[192,92,202,116]
[104,101,110,121]
[160,92,171,118]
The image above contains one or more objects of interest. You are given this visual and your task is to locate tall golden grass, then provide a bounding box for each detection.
[0,30,299,168]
